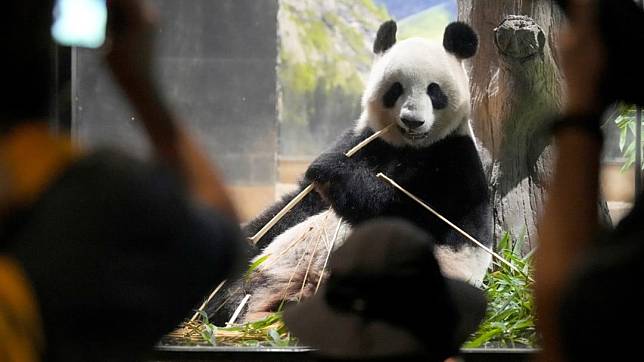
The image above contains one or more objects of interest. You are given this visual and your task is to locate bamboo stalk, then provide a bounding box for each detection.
[249,125,393,244]
[315,217,343,294]
[345,126,391,157]
[176,317,288,344]
[259,225,312,272]
[320,216,332,250]
[259,209,331,272]
[249,184,315,244]
[376,173,534,282]
[275,226,318,312]
[228,294,251,325]
[189,280,226,322]
[297,216,327,301]
[210,285,242,318]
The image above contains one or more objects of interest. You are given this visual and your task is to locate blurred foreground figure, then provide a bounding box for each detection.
[537,1,644,361]
[284,219,487,361]
[0,1,246,361]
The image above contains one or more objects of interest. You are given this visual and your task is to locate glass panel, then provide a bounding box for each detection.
[277,0,457,197]
[602,107,637,224]
[72,0,279,222]
[63,0,640,356]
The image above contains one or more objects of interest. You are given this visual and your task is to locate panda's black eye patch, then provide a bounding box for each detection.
[427,83,448,110]
[382,82,403,108]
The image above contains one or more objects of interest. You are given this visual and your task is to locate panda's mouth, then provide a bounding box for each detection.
[397,125,429,140]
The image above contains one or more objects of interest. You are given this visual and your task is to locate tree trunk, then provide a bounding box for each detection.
[458,0,610,254]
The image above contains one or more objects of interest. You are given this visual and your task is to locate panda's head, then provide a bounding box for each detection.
[357,21,478,148]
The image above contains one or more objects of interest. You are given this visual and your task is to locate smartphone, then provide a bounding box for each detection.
[51,0,107,48]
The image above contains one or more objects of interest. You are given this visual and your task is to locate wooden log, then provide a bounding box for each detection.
[458,0,610,255]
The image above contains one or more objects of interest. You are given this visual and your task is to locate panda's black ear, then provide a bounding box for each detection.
[443,22,478,59]
[373,20,397,54]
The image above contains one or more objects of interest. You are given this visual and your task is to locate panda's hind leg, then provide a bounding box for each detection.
[241,210,351,323]
[434,245,492,286]
[203,277,252,326]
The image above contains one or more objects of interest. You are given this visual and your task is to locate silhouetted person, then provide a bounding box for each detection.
[537,1,644,361]
[1,1,247,361]
[284,218,487,361]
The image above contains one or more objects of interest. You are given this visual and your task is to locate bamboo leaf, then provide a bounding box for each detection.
[620,126,628,151]
[245,254,271,279]
[512,234,526,256]
[466,232,536,348]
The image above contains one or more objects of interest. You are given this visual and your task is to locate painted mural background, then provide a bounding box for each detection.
[278,0,457,157]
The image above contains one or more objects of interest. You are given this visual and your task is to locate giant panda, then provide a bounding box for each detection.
[206,20,492,325]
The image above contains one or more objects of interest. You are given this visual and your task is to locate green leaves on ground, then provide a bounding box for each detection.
[195,311,296,347]
[190,232,538,349]
[614,104,643,172]
[465,232,537,348]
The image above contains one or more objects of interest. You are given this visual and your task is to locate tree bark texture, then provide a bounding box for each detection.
[458,0,610,254]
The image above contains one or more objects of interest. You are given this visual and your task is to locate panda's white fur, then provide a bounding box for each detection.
[357,38,473,148]
[243,211,351,321]
[206,21,492,324]
[435,245,492,285]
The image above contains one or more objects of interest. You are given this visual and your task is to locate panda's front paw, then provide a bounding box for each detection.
[312,181,332,204]
[325,179,349,212]
[305,163,330,183]
[305,156,346,184]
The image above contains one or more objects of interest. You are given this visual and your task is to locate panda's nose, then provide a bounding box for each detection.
[401,116,424,130]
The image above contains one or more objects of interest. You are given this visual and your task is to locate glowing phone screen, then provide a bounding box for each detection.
[52,0,107,48]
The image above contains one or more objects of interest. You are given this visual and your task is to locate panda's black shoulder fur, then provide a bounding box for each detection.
[243,184,326,250]
[305,127,492,249]
[243,129,361,250]
[213,126,491,324]
[247,125,492,250]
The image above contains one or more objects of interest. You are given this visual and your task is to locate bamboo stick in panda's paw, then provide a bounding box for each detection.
[248,124,393,245]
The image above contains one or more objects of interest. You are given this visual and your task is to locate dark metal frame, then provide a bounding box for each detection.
[150,346,538,362]
[54,1,644,361]
[637,0,644,196]
[50,44,72,134]
[636,107,641,193]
